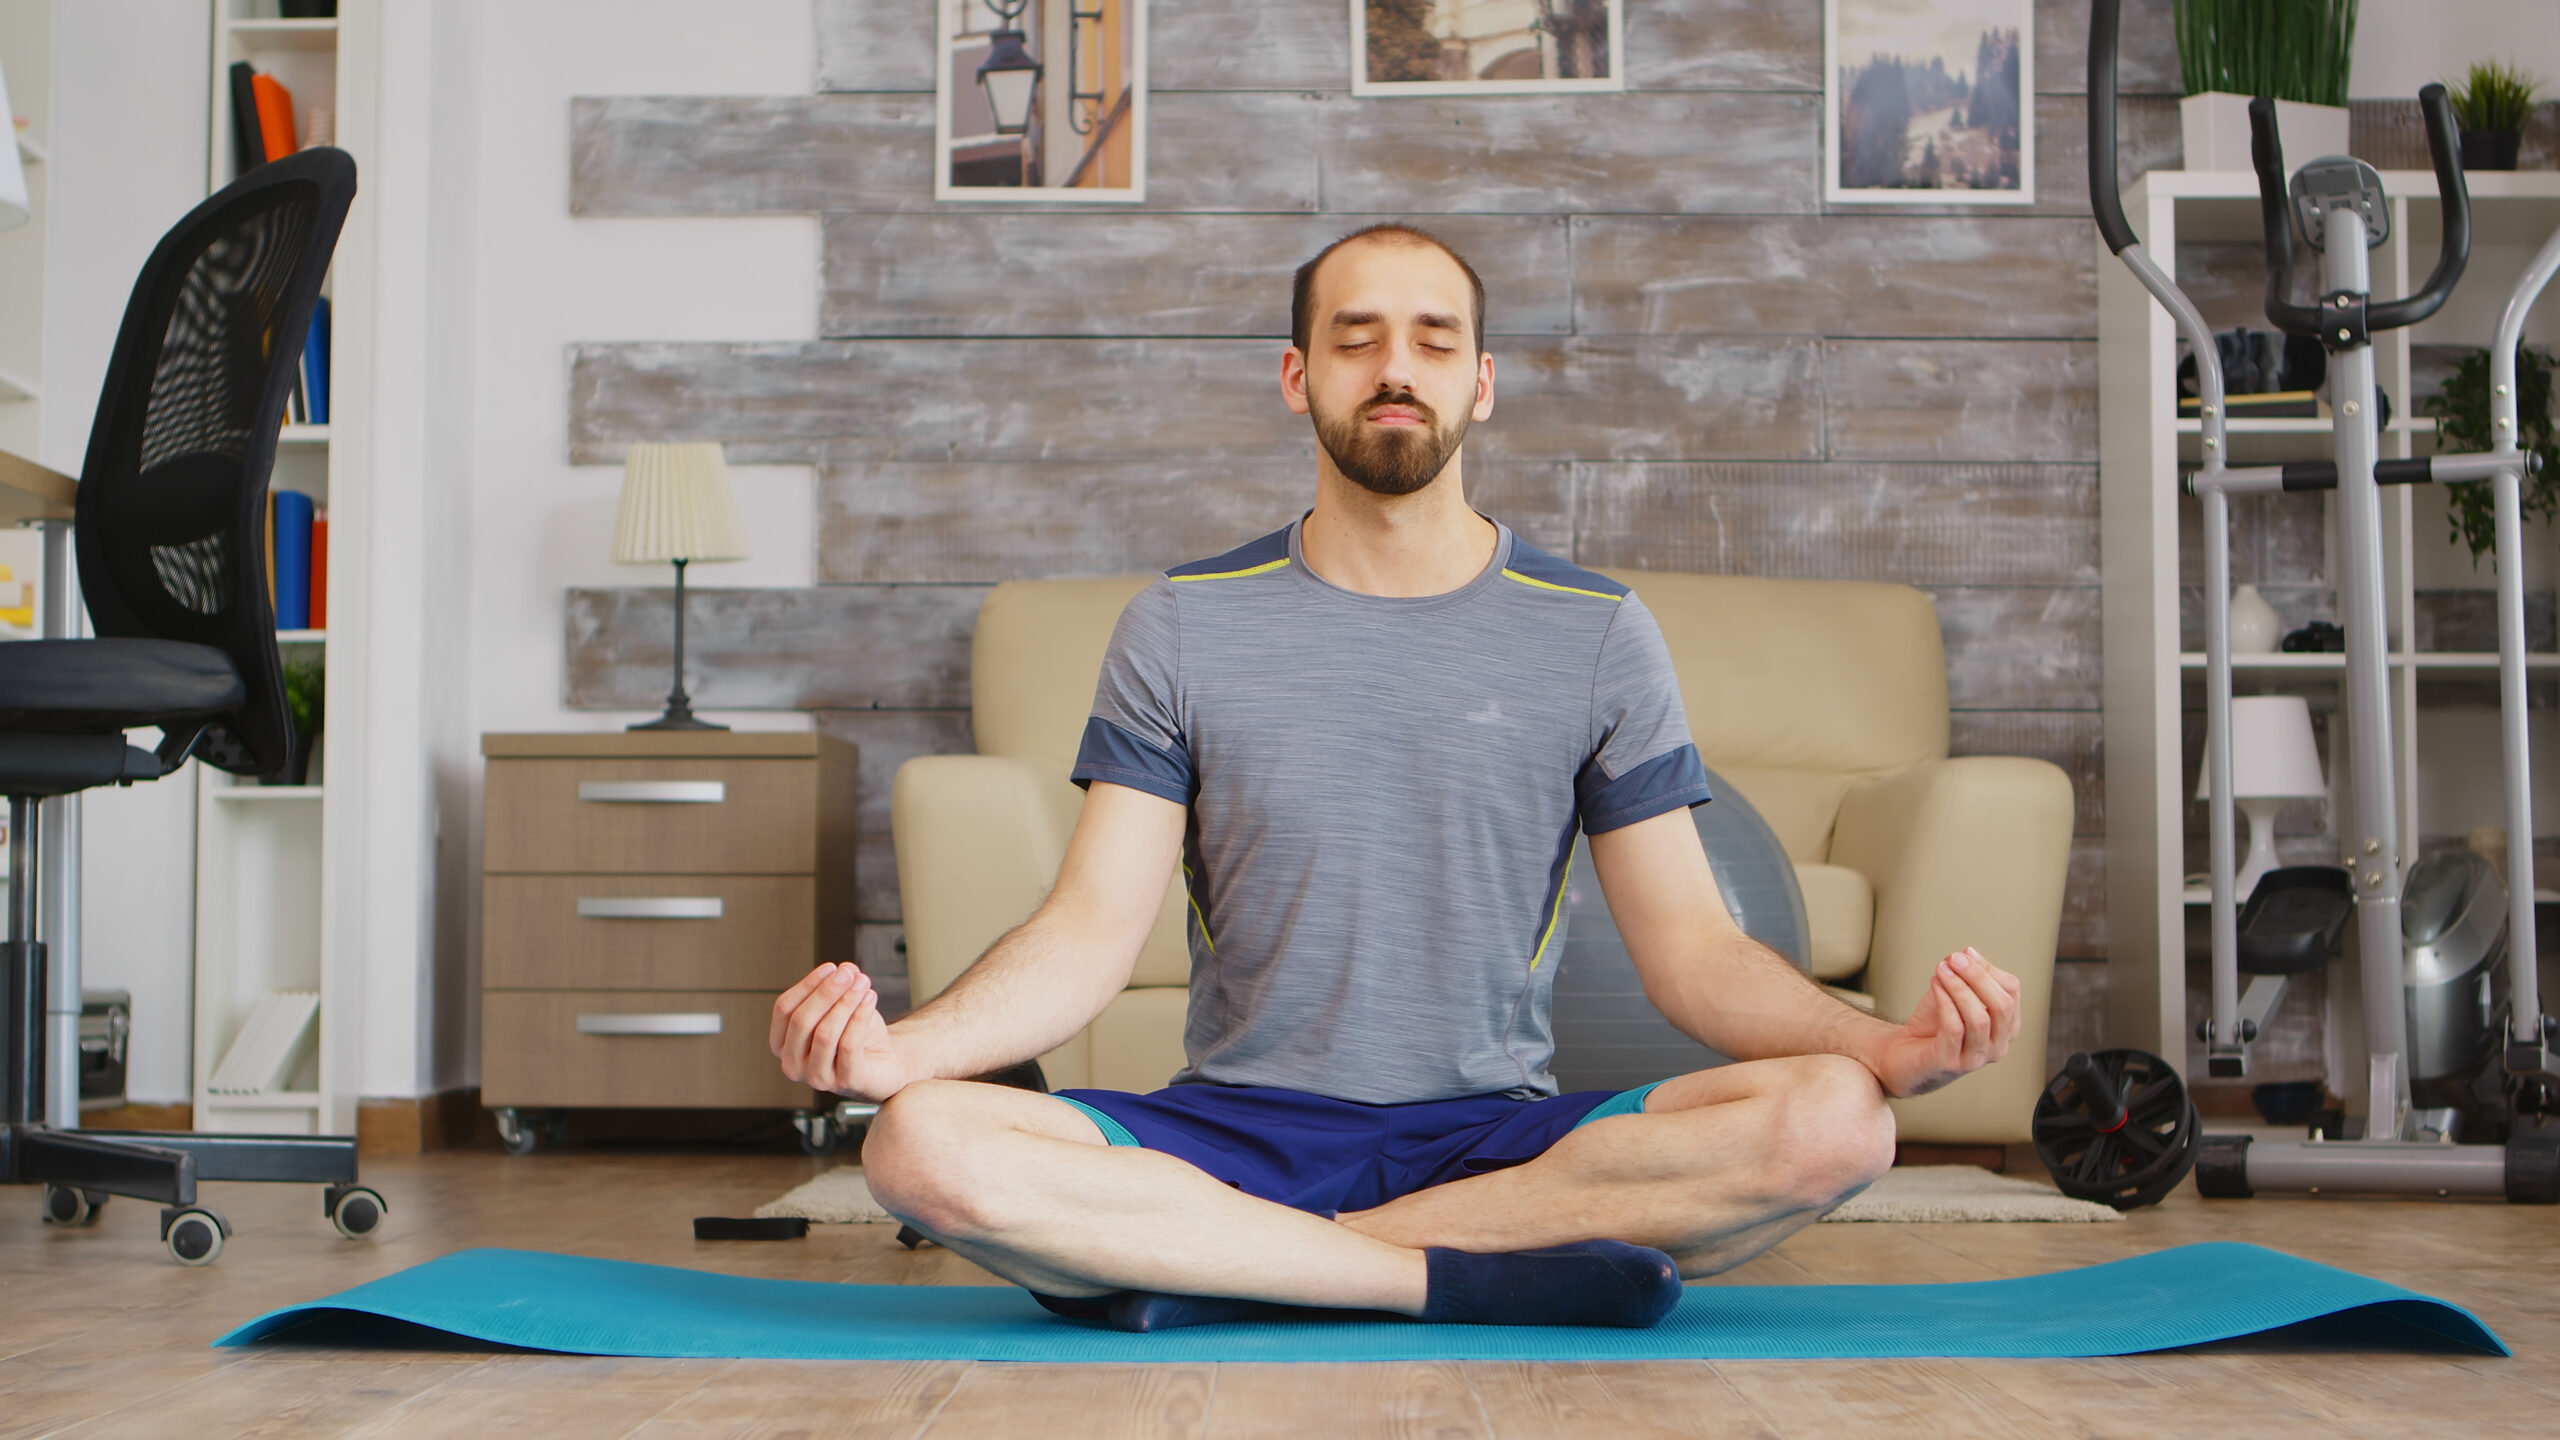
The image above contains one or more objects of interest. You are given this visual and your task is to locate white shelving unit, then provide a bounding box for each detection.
[189,1,367,1136]
[2102,168,2560,1076]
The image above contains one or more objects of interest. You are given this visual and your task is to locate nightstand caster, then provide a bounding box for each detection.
[792,1109,844,1158]
[494,1107,538,1156]
[40,1185,106,1227]
[160,1205,229,1266]
[326,1184,387,1239]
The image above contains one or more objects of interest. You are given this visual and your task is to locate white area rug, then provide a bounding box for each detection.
[1819,1165,2123,1223]
[757,1164,2121,1225]
[759,1167,895,1224]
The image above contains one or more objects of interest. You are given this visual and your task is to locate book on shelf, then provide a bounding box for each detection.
[207,989,321,1096]
[310,509,328,631]
[274,489,314,631]
[250,72,298,165]
[227,61,263,176]
[301,297,329,424]
[2177,390,2322,420]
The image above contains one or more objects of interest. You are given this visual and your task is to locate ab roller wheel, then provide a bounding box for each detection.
[2033,1049,2201,1210]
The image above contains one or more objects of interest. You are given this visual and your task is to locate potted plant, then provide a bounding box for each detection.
[2422,344,2559,568]
[265,652,324,786]
[2175,0,2357,172]
[2446,60,2544,172]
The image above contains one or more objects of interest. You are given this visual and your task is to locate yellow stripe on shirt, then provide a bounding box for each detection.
[1502,568,1624,602]
[1528,850,1573,971]
[1170,558,1292,583]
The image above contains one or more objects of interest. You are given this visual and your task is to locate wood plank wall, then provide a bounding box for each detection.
[562,0,2205,1014]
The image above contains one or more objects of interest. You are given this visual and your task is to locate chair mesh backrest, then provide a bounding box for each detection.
[74,149,355,777]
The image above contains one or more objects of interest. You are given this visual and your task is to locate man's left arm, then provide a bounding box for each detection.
[1586,807,2021,1099]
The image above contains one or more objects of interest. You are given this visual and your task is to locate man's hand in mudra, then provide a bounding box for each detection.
[1865,947,2022,1099]
[771,963,911,1102]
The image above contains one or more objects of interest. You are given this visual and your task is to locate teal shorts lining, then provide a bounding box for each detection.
[1056,1093,1141,1147]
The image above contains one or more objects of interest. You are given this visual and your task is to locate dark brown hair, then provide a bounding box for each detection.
[1290,223,1486,355]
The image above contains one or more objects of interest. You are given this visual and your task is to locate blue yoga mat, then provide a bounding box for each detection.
[215,1242,2504,1361]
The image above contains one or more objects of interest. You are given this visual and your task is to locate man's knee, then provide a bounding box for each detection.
[1767,1054,1896,1210]
[862,1080,1008,1239]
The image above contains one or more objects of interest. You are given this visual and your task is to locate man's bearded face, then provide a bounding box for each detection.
[1308,385,1472,497]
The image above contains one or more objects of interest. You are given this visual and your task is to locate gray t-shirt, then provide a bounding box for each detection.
[1071,518,1713,1103]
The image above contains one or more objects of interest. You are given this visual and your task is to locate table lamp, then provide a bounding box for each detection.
[611,442,748,731]
[2196,694,2329,900]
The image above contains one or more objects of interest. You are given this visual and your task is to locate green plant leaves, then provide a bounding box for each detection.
[2422,345,2560,569]
[2176,0,2358,107]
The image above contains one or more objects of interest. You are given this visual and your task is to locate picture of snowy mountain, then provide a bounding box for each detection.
[1826,0,2033,204]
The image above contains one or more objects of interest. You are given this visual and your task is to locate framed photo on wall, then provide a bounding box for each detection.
[1825,0,2034,205]
[1351,0,1624,97]
[935,0,1147,202]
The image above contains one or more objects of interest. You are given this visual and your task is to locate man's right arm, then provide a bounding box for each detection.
[769,779,1187,1101]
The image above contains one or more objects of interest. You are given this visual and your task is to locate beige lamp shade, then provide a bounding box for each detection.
[612,443,750,565]
[2196,695,2328,801]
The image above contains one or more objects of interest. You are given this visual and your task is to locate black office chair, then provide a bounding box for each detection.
[0,148,384,1265]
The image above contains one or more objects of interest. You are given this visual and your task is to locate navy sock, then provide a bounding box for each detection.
[1029,1290,1122,1322]
[1421,1240,1683,1328]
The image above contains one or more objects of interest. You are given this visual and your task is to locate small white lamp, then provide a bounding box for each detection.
[611,442,749,731]
[2197,694,2329,901]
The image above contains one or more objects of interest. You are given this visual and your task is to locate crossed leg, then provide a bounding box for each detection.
[859,1052,1895,1316]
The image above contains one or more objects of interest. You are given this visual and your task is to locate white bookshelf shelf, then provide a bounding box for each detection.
[212,785,323,803]
[12,133,42,165]
[225,17,338,53]
[277,628,325,644]
[278,423,330,444]
[0,369,38,403]
[2176,653,2560,671]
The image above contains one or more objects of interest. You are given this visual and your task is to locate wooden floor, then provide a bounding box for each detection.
[1,1144,2554,1439]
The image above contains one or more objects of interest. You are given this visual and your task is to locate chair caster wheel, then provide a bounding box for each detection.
[793,1110,844,1158]
[326,1184,387,1238]
[161,1205,229,1266]
[495,1107,538,1156]
[40,1185,105,1227]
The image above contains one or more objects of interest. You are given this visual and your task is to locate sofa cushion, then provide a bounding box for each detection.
[1794,861,1875,981]
[1604,571,1948,855]
[1088,986,1192,1094]
[973,576,1155,777]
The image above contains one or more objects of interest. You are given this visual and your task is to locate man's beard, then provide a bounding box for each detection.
[1311,389,1471,497]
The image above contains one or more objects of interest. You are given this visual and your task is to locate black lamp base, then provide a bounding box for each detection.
[626,555,728,732]
[628,708,727,733]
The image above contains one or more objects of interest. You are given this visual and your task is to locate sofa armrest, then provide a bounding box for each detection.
[1829,756,2075,1144]
[890,755,1084,1006]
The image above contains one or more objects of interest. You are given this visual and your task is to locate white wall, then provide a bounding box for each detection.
[433,0,818,1091]
[2352,0,2560,100]
[47,2,211,1105]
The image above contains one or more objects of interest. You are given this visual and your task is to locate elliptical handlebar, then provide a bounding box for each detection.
[2085,0,2138,256]
[2248,85,2472,338]
[2375,85,2471,330]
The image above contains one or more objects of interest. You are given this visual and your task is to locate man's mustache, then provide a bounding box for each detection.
[1360,392,1439,425]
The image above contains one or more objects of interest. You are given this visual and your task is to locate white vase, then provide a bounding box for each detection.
[2180,93,2352,173]
[2229,584,2282,653]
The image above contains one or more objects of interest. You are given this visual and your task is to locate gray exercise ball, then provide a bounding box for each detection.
[1547,763,1810,1094]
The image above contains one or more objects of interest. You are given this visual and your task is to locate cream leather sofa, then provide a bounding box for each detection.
[892,570,2075,1143]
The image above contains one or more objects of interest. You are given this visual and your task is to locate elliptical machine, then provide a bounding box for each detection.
[2083,0,2560,1202]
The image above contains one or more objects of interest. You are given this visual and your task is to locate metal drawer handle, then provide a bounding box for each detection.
[577,781,725,804]
[576,1013,723,1036]
[577,896,724,920]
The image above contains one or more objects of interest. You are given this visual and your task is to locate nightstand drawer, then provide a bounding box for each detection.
[482,875,815,991]
[483,758,816,874]
[480,991,812,1108]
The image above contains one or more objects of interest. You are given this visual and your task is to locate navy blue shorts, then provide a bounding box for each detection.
[1050,1081,1666,1217]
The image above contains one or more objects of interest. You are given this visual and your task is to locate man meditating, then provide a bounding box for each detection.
[770,224,2023,1332]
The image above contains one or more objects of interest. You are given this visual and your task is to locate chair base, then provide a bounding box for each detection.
[0,1122,360,1206]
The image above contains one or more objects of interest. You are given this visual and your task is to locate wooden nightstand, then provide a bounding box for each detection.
[479,731,856,1154]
